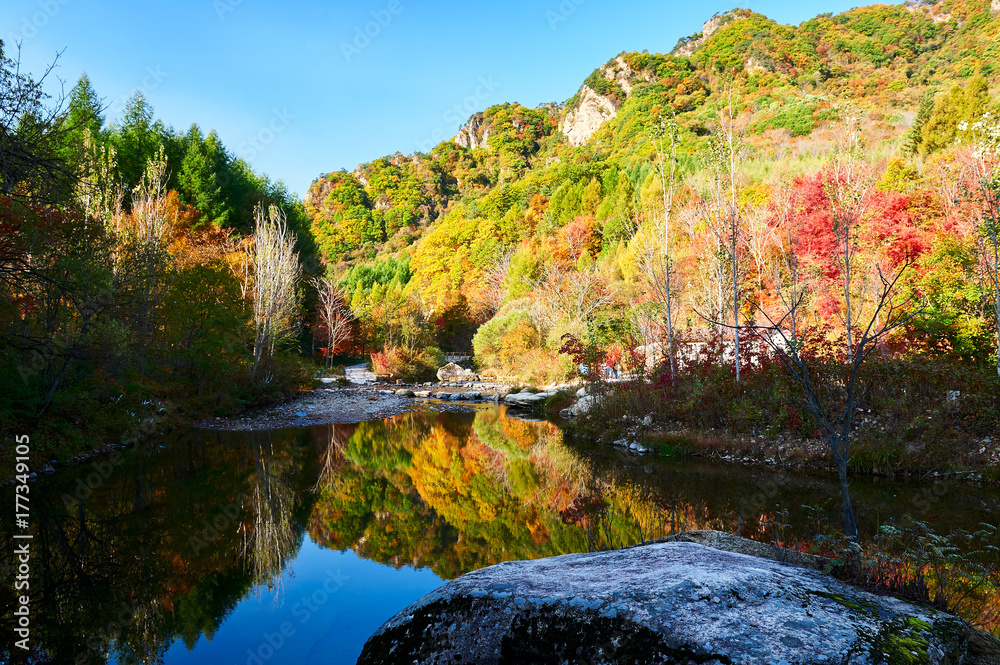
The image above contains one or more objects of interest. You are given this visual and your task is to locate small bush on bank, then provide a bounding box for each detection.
[544,389,575,416]
[371,345,445,383]
[797,522,1000,634]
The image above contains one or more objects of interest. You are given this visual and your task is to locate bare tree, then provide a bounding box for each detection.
[249,204,300,382]
[745,201,779,309]
[536,264,615,327]
[310,275,354,369]
[958,114,1000,377]
[683,202,732,341]
[481,247,515,317]
[824,108,871,363]
[705,82,747,381]
[744,261,920,542]
[647,112,682,380]
[128,146,172,359]
[243,431,297,593]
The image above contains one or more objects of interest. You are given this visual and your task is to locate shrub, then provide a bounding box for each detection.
[371,345,445,383]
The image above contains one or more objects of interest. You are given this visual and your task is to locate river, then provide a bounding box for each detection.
[2,404,997,664]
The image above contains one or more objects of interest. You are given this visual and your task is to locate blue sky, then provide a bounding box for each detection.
[3,0,865,198]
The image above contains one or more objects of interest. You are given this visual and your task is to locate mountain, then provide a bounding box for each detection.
[305,0,1000,373]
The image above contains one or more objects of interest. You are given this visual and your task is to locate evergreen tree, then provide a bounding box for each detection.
[903,91,932,156]
[178,124,229,225]
[60,73,104,163]
[112,91,157,199]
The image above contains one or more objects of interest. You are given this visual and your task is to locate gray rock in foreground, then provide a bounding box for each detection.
[358,541,970,664]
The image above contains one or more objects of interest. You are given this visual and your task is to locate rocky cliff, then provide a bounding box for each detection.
[672,10,747,57]
[455,112,490,150]
[559,86,618,147]
[558,56,650,147]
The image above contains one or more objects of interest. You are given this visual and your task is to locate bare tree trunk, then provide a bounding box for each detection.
[837,458,858,542]
[706,81,745,381]
[653,114,681,380]
[732,210,740,383]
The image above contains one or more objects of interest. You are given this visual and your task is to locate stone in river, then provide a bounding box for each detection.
[359,535,973,664]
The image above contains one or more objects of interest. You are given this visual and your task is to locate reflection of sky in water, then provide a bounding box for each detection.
[160,540,442,665]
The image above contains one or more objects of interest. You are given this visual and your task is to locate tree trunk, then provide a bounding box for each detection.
[732,224,740,384]
[837,456,859,543]
[994,288,999,379]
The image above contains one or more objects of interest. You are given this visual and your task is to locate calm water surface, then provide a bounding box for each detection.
[2,404,997,664]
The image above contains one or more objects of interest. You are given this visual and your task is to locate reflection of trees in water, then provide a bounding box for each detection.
[0,427,327,664]
[307,408,1000,634]
[243,430,300,592]
[312,423,355,492]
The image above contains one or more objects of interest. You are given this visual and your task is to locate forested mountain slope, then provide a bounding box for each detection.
[308,0,1000,385]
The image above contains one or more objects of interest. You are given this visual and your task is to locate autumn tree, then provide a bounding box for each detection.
[958,113,1000,377]
[310,275,354,368]
[248,204,300,382]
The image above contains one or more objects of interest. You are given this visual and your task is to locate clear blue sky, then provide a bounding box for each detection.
[3,0,864,198]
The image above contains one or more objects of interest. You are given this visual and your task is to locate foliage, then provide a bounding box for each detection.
[0,63,317,465]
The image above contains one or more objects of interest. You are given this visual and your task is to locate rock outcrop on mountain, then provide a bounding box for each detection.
[672,10,747,57]
[559,86,618,147]
[455,112,490,150]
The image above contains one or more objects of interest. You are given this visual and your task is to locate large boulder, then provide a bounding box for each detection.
[437,362,475,382]
[563,393,600,417]
[359,539,972,664]
[503,391,553,408]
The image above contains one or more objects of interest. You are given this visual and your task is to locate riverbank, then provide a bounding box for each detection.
[596,423,1000,484]
[3,369,535,484]
[556,361,1000,484]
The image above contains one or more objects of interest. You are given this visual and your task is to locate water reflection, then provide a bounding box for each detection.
[1,406,997,664]
[244,431,300,591]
